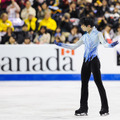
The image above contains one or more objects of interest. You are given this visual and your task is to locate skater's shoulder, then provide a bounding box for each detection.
[92,26,99,33]
[91,27,100,36]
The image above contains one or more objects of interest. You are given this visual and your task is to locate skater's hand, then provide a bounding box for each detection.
[54,40,62,46]
[110,41,119,47]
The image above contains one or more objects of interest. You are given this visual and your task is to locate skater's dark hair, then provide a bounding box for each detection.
[80,17,94,27]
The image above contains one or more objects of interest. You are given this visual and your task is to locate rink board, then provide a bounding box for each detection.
[0,74,120,81]
[0,45,120,81]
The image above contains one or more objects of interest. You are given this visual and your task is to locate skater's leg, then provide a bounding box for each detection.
[80,60,91,109]
[91,57,109,114]
[75,60,91,116]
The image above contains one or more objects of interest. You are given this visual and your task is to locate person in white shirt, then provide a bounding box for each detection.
[6,0,20,18]
[21,0,36,20]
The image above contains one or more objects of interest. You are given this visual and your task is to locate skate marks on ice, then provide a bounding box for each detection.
[0,81,120,120]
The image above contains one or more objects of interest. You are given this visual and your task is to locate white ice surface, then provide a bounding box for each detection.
[0,81,120,120]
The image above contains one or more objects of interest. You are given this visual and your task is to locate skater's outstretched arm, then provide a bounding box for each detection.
[98,32,119,48]
[54,37,84,50]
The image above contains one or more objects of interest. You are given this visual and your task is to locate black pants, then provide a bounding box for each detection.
[80,56,109,110]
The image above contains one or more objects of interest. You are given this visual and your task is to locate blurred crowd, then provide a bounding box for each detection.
[0,0,120,45]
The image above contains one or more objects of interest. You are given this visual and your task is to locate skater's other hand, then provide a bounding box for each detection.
[110,41,119,47]
[54,40,62,46]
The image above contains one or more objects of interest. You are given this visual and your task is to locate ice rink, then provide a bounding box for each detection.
[0,81,120,120]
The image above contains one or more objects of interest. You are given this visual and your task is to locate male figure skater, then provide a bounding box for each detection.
[54,17,119,116]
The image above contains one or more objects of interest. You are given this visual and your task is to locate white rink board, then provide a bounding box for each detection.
[0,45,119,74]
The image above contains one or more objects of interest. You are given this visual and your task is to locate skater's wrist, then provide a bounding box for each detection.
[110,41,119,47]
[54,40,62,46]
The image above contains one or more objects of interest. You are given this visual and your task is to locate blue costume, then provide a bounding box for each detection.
[54,26,118,62]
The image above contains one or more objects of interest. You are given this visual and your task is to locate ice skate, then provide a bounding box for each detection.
[75,108,88,116]
[99,108,109,116]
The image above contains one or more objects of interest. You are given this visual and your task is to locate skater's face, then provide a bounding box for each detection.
[81,24,91,32]
[81,24,88,31]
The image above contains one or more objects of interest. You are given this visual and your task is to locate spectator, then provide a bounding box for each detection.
[16,24,32,44]
[0,0,11,12]
[51,27,65,43]
[5,35,17,44]
[37,1,49,22]
[113,7,119,16]
[72,37,79,43]
[23,36,33,44]
[64,1,78,18]
[115,2,120,11]
[6,0,20,18]
[24,13,38,32]
[114,17,120,30]
[53,0,60,6]
[54,27,62,38]
[21,0,36,20]
[97,16,107,31]
[93,0,104,17]
[104,11,111,19]
[77,0,87,9]
[59,0,69,13]
[108,0,115,5]
[109,4,115,13]
[1,27,15,44]
[67,26,82,43]
[103,24,114,44]
[55,36,62,43]
[34,26,51,44]
[32,0,44,14]
[0,13,14,32]
[60,13,73,38]
[102,0,109,14]
[38,9,57,32]
[6,0,24,27]
[46,0,55,6]
[18,0,28,10]
[79,3,92,18]
[0,31,6,43]
[24,13,38,40]
[29,0,34,5]
[113,25,120,42]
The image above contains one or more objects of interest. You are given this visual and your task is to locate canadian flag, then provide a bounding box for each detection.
[61,48,75,55]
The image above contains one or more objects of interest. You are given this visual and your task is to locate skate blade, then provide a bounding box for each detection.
[100,113,109,116]
[75,113,88,116]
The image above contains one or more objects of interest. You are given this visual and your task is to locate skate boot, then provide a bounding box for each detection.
[75,107,88,116]
[99,108,109,116]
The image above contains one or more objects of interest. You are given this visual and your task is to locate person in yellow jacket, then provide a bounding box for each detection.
[38,9,57,31]
[24,13,38,32]
[0,13,14,32]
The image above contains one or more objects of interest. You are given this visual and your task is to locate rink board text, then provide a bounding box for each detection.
[0,45,120,80]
